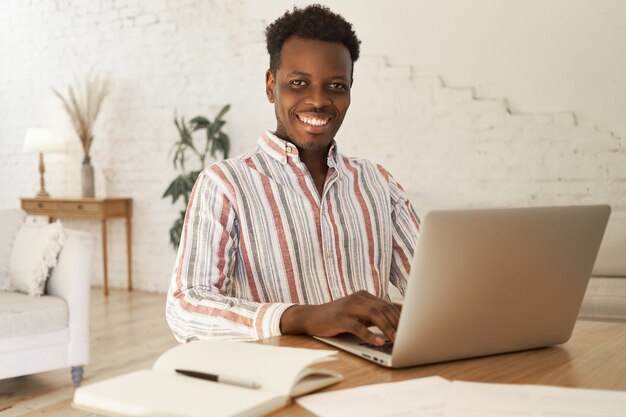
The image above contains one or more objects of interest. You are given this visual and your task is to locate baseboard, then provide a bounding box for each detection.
[579,276,626,322]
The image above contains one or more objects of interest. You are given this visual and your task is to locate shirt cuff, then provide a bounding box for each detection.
[254,303,295,339]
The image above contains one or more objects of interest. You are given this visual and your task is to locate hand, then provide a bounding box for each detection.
[279,291,400,346]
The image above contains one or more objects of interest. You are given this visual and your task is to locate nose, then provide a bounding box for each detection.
[306,86,331,109]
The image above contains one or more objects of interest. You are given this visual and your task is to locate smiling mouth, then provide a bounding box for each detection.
[297,114,331,127]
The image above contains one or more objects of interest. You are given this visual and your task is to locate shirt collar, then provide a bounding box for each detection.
[257,130,339,167]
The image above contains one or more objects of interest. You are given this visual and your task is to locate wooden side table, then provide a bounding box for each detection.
[20,197,133,296]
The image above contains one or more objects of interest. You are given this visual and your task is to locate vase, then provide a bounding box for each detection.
[81,155,95,198]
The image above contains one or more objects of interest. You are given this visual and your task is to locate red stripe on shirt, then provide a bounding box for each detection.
[344,157,381,295]
[179,299,253,327]
[326,197,349,296]
[248,158,299,301]
[214,194,233,291]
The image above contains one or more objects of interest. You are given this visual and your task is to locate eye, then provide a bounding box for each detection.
[290,79,307,87]
[329,82,348,91]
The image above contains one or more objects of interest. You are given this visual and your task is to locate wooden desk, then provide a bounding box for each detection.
[260,320,626,416]
[20,197,133,296]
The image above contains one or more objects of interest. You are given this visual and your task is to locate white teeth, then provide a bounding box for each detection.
[299,116,329,127]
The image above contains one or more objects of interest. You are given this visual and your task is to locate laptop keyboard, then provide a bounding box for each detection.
[359,340,394,354]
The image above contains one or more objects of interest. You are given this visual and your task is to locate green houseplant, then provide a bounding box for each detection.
[163,104,231,248]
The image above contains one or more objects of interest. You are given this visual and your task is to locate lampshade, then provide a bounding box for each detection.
[23,128,66,154]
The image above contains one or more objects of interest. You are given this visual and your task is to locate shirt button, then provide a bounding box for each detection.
[326,251,333,259]
[286,145,292,153]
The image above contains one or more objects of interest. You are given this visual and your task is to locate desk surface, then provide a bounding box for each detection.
[260,320,626,417]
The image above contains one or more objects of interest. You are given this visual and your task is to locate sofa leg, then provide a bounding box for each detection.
[71,366,84,387]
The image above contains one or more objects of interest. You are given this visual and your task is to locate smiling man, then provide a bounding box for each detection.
[166,5,420,347]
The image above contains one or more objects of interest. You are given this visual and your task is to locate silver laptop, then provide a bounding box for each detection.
[316,205,611,368]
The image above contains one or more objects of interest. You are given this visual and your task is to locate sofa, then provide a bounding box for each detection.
[579,213,626,321]
[0,209,95,386]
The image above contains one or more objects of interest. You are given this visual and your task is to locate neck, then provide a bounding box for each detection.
[299,149,328,175]
[299,148,329,197]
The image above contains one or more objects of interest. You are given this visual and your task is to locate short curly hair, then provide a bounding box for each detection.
[265,4,361,75]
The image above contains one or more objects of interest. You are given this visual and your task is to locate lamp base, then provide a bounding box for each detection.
[36,152,50,198]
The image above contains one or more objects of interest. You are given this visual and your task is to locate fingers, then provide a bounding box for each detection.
[343,291,401,345]
[345,318,386,346]
[372,303,401,340]
[290,291,402,346]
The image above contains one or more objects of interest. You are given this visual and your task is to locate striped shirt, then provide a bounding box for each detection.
[166,131,420,342]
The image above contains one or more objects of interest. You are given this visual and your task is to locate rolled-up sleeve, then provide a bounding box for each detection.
[166,169,293,342]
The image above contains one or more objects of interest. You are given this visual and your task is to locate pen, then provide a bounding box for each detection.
[174,369,262,389]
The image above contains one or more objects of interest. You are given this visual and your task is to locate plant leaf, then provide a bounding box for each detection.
[188,170,201,184]
[210,135,220,158]
[214,104,230,123]
[166,106,230,250]
[174,116,200,159]
[207,120,225,140]
[190,116,210,131]
[218,131,230,159]
[169,139,187,171]
[162,174,193,203]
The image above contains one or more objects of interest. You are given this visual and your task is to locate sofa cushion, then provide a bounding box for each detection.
[592,214,626,277]
[0,209,26,291]
[579,276,626,321]
[0,292,68,338]
[9,220,65,296]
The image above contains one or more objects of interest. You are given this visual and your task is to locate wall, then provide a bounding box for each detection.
[0,0,624,292]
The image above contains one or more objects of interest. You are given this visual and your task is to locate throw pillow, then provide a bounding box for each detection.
[0,208,27,291]
[9,220,66,296]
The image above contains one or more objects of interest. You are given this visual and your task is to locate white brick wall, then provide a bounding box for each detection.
[1,0,624,293]
[342,65,626,215]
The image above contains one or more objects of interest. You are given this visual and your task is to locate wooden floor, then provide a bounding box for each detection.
[0,289,177,417]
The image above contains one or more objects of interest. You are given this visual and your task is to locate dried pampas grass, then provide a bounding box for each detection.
[52,71,110,157]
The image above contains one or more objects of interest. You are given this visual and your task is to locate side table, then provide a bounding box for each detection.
[20,197,133,296]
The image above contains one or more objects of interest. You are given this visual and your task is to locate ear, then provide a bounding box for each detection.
[265,69,276,103]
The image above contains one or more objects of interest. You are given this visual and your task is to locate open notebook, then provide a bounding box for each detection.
[73,340,342,417]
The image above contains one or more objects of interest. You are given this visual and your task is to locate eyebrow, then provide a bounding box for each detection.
[289,71,311,77]
[287,71,349,81]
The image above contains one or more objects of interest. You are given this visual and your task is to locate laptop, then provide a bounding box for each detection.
[316,205,611,368]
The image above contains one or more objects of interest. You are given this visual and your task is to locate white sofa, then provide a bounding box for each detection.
[0,219,95,386]
[580,213,626,321]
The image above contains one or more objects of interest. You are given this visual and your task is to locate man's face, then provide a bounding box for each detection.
[265,36,352,152]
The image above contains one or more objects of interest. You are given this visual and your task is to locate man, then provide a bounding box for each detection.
[166,5,419,347]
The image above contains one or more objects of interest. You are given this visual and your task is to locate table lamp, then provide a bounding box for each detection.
[23,128,66,198]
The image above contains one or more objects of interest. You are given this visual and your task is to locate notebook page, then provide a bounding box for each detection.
[153,340,339,396]
[73,370,285,417]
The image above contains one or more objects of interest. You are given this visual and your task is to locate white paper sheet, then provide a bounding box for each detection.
[296,376,451,417]
[296,377,626,417]
[443,381,626,417]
